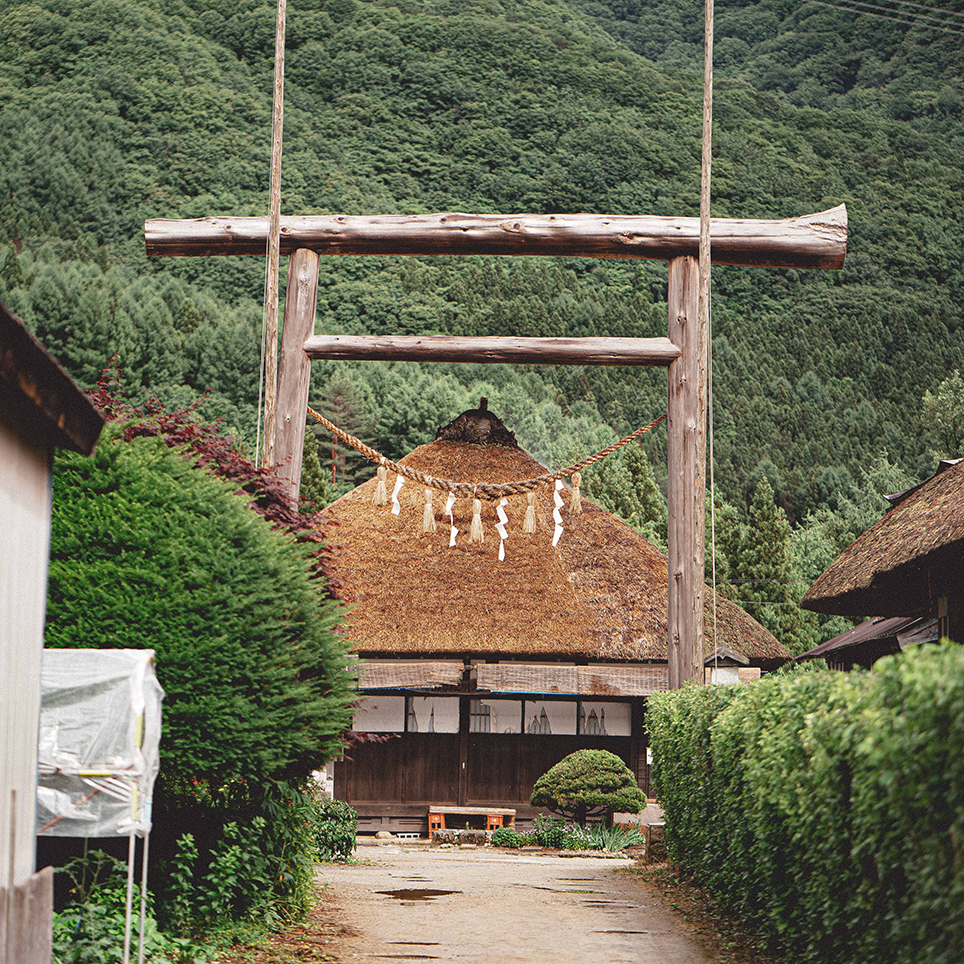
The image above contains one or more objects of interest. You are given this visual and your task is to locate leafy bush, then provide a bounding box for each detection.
[527,815,601,850]
[530,750,646,824]
[314,798,358,860]
[648,646,964,964]
[162,779,324,935]
[52,851,204,964]
[45,418,356,926]
[47,425,354,795]
[490,826,530,849]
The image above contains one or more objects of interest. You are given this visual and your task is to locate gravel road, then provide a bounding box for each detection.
[314,845,714,963]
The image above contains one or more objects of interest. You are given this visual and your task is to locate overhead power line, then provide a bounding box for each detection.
[802,0,964,34]
[872,0,964,20]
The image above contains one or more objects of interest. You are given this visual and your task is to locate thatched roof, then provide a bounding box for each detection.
[802,459,964,617]
[318,408,787,665]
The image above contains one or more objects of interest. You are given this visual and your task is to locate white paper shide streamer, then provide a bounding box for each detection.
[445,491,458,547]
[552,479,565,547]
[495,497,509,561]
[391,474,404,515]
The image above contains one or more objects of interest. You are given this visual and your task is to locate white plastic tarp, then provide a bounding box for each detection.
[37,649,163,838]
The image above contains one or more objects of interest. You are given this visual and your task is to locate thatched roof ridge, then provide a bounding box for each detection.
[802,459,964,616]
[319,436,787,664]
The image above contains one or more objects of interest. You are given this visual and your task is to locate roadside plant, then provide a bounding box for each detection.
[46,395,356,926]
[529,814,601,850]
[648,646,964,964]
[52,850,205,964]
[162,780,325,937]
[490,826,531,848]
[314,798,358,860]
[585,823,644,852]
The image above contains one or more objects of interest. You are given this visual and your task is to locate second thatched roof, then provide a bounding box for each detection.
[802,458,964,617]
[318,406,787,665]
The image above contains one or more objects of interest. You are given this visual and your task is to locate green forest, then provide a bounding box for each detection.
[2,0,963,652]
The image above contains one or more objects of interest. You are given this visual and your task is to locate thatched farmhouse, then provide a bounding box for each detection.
[802,458,964,645]
[321,402,789,834]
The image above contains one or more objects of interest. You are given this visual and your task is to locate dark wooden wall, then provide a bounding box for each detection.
[336,733,645,808]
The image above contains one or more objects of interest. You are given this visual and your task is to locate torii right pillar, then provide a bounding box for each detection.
[667,254,704,688]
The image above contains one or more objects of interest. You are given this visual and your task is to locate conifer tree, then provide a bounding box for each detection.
[299,426,331,514]
[922,370,964,459]
[727,477,807,653]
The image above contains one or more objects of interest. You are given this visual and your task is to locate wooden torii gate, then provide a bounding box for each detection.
[145,205,847,686]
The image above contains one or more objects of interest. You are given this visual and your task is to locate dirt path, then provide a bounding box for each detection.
[314,845,715,963]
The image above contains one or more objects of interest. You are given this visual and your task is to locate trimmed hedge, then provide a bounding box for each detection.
[648,645,964,964]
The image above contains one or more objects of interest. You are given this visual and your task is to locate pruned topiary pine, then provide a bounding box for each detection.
[530,749,645,824]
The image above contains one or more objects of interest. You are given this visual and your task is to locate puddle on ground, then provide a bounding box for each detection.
[376,889,461,901]
[373,956,439,961]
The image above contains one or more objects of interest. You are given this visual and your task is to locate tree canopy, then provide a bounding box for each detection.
[530,749,646,823]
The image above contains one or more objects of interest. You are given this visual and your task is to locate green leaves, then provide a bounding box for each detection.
[648,646,964,963]
[47,428,355,788]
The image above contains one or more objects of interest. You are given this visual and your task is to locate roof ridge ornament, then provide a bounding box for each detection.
[435,397,519,448]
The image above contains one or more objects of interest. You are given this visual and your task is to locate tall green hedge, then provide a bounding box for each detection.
[45,426,357,923]
[648,646,964,964]
[47,427,355,788]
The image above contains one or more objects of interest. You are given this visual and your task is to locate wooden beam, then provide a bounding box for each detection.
[145,205,847,269]
[273,248,320,507]
[667,256,705,689]
[302,334,681,366]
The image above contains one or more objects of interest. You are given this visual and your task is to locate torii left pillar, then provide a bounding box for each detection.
[146,205,847,686]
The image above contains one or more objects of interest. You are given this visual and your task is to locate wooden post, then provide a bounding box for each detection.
[272,248,320,506]
[458,695,470,807]
[260,0,287,470]
[667,256,706,688]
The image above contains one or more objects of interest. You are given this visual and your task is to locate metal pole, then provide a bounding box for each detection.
[137,833,150,964]
[123,831,136,964]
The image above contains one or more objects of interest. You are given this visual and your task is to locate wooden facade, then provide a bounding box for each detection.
[0,301,103,964]
[335,674,653,833]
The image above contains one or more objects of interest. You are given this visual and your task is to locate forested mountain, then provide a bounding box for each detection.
[1,0,961,650]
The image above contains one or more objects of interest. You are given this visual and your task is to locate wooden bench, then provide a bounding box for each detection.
[428,805,516,833]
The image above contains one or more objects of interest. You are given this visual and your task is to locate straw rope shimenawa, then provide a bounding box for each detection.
[307,400,667,500]
[315,400,790,665]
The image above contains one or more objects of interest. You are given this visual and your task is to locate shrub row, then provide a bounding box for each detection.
[647,645,964,964]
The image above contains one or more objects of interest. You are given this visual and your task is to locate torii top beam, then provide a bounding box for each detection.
[145,205,847,269]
